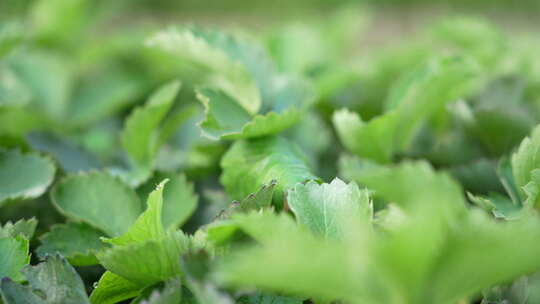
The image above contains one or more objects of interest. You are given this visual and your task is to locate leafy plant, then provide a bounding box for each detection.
[3,2,540,304]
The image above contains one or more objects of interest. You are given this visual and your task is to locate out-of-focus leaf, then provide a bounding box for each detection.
[8,50,74,120]
[121,80,181,167]
[26,132,102,172]
[333,56,480,163]
[131,278,182,304]
[147,28,260,114]
[30,0,89,45]
[36,222,108,266]
[0,66,31,107]
[0,149,56,204]
[220,136,318,206]
[67,71,143,127]
[51,171,143,237]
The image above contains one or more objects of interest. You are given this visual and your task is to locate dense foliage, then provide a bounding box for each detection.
[3,1,540,303]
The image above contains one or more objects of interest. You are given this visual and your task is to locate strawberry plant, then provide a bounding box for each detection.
[3,1,540,303]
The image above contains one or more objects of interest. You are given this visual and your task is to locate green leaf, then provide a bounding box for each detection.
[181,251,234,304]
[220,136,318,206]
[512,124,540,200]
[214,213,367,303]
[197,85,308,140]
[103,179,168,246]
[90,271,144,304]
[121,80,181,167]
[51,171,143,237]
[0,277,47,304]
[214,180,276,222]
[26,132,102,172]
[36,222,108,266]
[138,173,198,230]
[67,71,143,127]
[287,178,372,239]
[147,28,260,115]
[0,218,37,239]
[197,87,252,140]
[8,50,74,120]
[20,254,90,304]
[333,56,480,163]
[0,150,56,204]
[97,231,190,286]
[355,161,466,215]
[0,236,29,282]
[131,278,182,304]
[427,211,540,304]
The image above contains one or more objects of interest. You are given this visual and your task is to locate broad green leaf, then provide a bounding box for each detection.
[333,56,479,163]
[90,271,144,304]
[0,150,56,204]
[214,213,373,304]
[512,125,540,200]
[20,254,90,304]
[122,80,181,167]
[220,136,318,205]
[104,180,168,246]
[97,231,190,286]
[51,171,143,237]
[0,218,37,239]
[0,236,29,282]
[0,278,47,304]
[36,222,108,266]
[146,28,260,114]
[138,173,199,229]
[287,178,372,239]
